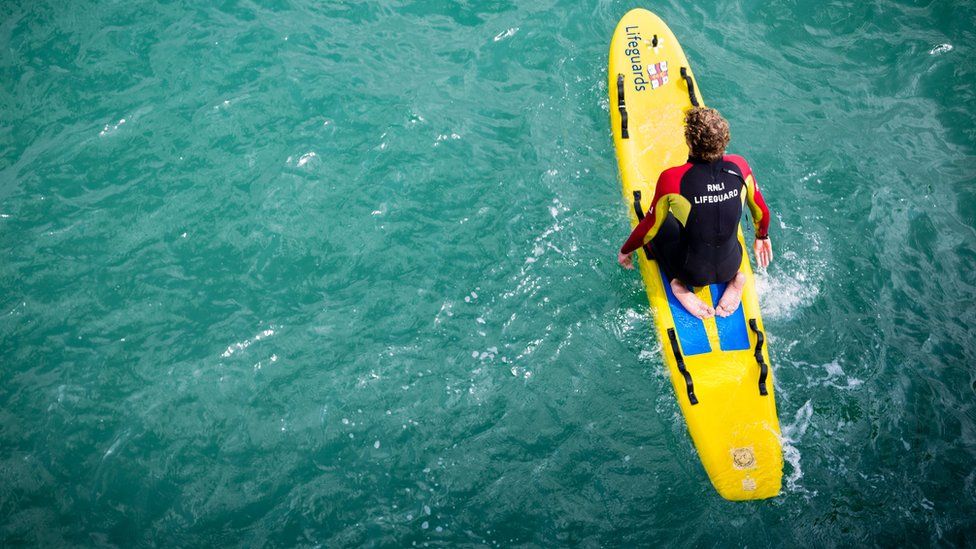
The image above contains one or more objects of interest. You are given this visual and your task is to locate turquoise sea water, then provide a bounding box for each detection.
[2,0,975,545]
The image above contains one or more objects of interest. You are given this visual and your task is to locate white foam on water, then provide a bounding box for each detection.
[607,307,652,342]
[929,43,952,55]
[789,359,863,390]
[434,300,454,326]
[6,301,25,316]
[493,27,519,42]
[221,328,275,357]
[637,348,658,362]
[819,359,863,389]
[754,249,823,319]
[99,117,126,137]
[780,400,817,497]
[502,215,573,298]
[433,133,461,147]
[473,347,498,362]
[102,429,131,460]
[296,151,317,166]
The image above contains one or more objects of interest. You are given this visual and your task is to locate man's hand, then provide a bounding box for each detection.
[753,237,773,270]
[618,251,634,270]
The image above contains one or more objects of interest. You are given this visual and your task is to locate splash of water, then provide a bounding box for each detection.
[780,400,816,497]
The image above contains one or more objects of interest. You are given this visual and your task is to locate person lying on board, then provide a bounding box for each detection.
[617,107,773,320]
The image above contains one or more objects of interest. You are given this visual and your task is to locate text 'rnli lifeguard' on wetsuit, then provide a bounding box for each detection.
[620,154,770,287]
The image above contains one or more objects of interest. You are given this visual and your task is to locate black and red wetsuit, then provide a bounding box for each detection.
[620,154,770,287]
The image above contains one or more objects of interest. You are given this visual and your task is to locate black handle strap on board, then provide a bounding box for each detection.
[679,67,700,107]
[667,328,698,405]
[748,319,769,396]
[616,74,629,139]
[631,191,655,259]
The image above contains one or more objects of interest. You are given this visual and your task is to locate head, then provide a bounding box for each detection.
[684,107,730,162]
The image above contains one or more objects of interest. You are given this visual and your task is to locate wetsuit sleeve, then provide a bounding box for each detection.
[620,170,681,254]
[727,155,771,238]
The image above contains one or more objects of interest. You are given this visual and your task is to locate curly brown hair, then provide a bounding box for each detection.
[684,107,730,162]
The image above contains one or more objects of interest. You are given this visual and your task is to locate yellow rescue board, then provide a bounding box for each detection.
[609,8,783,500]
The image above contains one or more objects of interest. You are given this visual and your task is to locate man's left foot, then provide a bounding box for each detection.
[716,272,746,317]
[671,279,714,320]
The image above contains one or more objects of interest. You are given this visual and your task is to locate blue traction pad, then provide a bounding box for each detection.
[709,282,751,352]
[659,270,752,356]
[660,268,711,356]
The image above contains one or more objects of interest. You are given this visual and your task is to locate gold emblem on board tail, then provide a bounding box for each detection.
[731,447,756,469]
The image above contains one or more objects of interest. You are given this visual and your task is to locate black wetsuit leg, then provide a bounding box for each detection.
[649,213,686,284]
[681,239,742,287]
[713,241,742,283]
[652,214,742,287]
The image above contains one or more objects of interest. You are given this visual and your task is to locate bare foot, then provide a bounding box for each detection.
[716,272,746,317]
[671,279,714,320]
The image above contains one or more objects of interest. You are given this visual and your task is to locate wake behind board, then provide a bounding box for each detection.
[609,8,783,500]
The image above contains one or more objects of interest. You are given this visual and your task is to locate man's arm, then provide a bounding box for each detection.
[726,154,770,238]
[726,154,772,268]
[620,168,684,255]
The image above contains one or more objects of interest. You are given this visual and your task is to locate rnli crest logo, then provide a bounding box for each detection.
[647,61,669,89]
[731,447,756,469]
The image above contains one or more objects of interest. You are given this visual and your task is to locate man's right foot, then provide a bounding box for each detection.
[670,279,714,320]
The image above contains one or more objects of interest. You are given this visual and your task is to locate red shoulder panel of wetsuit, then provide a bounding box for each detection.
[724,154,753,180]
[657,162,692,196]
